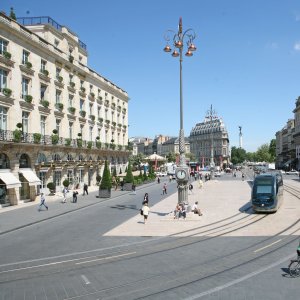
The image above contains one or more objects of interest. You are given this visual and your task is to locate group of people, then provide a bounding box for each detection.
[38,183,89,211]
[173,201,202,219]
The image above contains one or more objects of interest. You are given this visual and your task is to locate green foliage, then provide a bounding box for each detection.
[124,162,134,183]
[269,139,276,161]
[112,167,117,177]
[62,179,69,187]
[231,146,247,165]
[51,134,59,145]
[47,182,55,191]
[185,152,196,162]
[100,160,112,190]
[256,144,273,162]
[166,152,176,163]
[13,129,21,142]
[87,141,93,149]
[96,141,101,149]
[3,88,12,97]
[77,139,82,147]
[65,138,71,146]
[143,169,148,181]
[33,133,41,144]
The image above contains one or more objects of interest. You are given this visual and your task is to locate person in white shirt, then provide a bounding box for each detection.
[142,203,150,224]
[192,201,202,216]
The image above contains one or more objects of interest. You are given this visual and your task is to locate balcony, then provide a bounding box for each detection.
[0,52,14,67]
[19,63,34,76]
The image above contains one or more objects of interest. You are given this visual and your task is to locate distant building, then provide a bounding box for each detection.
[189,115,230,167]
[276,119,295,169]
[161,137,190,157]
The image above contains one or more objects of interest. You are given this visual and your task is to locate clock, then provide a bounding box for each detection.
[176,169,186,180]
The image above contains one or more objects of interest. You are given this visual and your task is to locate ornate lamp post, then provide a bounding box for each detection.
[163,18,197,204]
[207,105,216,178]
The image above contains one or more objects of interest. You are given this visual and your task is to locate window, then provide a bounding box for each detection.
[21,77,29,97]
[0,106,7,130]
[79,55,82,61]
[89,104,93,115]
[40,84,47,100]
[68,94,73,108]
[98,89,101,96]
[54,171,61,187]
[105,109,108,120]
[56,67,61,79]
[90,84,93,93]
[69,122,73,139]
[98,128,101,138]
[89,126,93,141]
[80,99,84,111]
[69,74,73,84]
[55,90,61,104]
[40,116,46,136]
[105,130,108,143]
[56,119,61,135]
[0,39,8,54]
[80,80,84,88]
[78,169,84,183]
[80,125,84,138]
[117,114,120,124]
[54,39,59,47]
[97,106,101,118]
[22,111,29,134]
[40,59,46,72]
[67,170,73,185]
[0,69,7,91]
[117,133,120,145]
[111,112,114,122]
[22,50,29,64]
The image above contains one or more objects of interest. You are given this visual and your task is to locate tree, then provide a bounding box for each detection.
[100,160,112,190]
[256,144,272,162]
[166,152,176,163]
[185,152,196,162]
[269,139,276,161]
[124,162,134,183]
[231,146,247,165]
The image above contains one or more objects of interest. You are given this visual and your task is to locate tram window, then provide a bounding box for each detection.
[257,186,272,194]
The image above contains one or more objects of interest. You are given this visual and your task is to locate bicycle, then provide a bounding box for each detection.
[288,257,300,277]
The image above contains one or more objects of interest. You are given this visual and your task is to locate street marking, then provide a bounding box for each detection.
[254,239,282,253]
[81,275,90,285]
[183,253,295,300]
[0,251,132,274]
[75,252,136,265]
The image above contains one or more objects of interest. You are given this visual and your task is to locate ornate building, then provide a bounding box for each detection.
[189,112,230,168]
[0,13,129,206]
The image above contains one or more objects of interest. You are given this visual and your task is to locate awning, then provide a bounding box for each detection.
[19,168,41,186]
[0,170,21,188]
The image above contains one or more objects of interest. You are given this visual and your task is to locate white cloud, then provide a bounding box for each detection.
[294,42,300,51]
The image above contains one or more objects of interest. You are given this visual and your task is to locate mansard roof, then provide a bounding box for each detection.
[190,116,227,136]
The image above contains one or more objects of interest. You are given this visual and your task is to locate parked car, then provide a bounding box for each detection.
[285,170,299,175]
[214,172,222,177]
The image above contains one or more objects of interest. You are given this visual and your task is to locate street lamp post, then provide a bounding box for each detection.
[163,18,197,204]
[207,105,216,178]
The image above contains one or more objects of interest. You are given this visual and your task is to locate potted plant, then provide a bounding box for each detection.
[41,100,49,108]
[51,129,59,145]
[69,55,74,63]
[123,162,134,191]
[25,95,33,103]
[3,51,11,59]
[33,133,41,144]
[80,110,86,118]
[65,138,71,146]
[2,88,12,97]
[62,179,70,189]
[57,76,63,83]
[70,81,75,88]
[47,182,55,195]
[42,69,49,76]
[80,86,86,93]
[13,129,22,142]
[90,92,95,98]
[25,61,32,68]
[55,103,64,111]
[87,141,93,149]
[68,107,76,114]
[77,133,82,147]
[99,160,112,198]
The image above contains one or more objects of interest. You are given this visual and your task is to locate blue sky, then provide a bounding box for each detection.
[2,0,300,151]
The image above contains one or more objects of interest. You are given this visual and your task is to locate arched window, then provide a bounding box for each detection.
[67,154,73,161]
[0,153,10,169]
[19,153,30,168]
[52,154,61,162]
[37,153,47,164]
[78,154,84,161]
[89,156,93,161]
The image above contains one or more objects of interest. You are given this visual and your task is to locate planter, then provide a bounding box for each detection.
[98,188,111,198]
[123,183,133,191]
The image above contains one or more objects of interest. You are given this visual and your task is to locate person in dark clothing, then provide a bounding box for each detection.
[73,191,78,203]
[143,193,149,205]
[83,183,88,195]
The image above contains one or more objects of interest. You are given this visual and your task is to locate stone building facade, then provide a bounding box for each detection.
[189,116,230,168]
[0,13,130,206]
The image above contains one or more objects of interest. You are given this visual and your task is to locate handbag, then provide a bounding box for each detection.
[140,209,143,216]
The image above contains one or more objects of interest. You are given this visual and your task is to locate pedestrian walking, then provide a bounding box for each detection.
[120,180,124,191]
[157,177,160,184]
[162,183,167,195]
[62,187,68,203]
[38,193,48,211]
[189,183,194,194]
[130,183,136,195]
[142,202,150,224]
[143,193,149,205]
[83,183,88,195]
[72,191,78,203]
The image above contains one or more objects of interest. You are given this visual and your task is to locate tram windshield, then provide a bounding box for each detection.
[253,178,273,195]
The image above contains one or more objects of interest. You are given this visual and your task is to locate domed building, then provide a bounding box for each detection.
[189,110,230,169]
